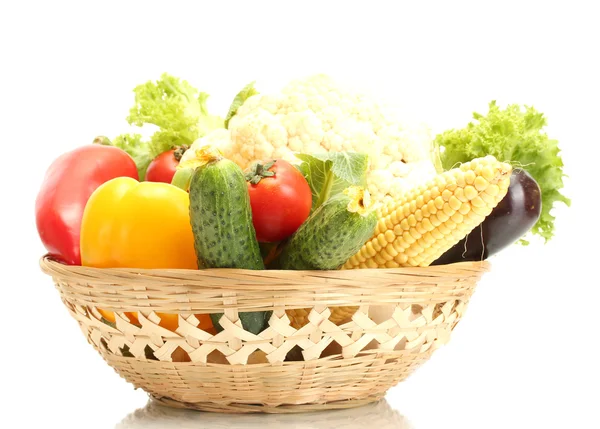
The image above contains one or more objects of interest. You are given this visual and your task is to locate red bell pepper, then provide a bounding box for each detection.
[35,144,138,265]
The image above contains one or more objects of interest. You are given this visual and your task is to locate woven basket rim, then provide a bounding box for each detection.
[40,255,490,312]
[40,255,490,282]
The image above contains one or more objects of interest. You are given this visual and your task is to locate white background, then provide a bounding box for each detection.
[1,1,599,428]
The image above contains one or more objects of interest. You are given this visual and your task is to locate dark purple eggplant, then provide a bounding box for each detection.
[431,168,541,265]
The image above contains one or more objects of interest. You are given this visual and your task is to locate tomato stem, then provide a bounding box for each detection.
[173,144,189,161]
[93,136,112,146]
[246,160,276,185]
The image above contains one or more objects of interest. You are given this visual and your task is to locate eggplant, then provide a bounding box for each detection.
[431,168,541,265]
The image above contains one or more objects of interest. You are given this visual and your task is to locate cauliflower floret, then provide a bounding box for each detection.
[189,75,438,202]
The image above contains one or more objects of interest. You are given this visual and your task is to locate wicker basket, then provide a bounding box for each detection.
[40,256,489,414]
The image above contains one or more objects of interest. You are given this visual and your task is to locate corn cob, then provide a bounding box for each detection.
[287,306,358,329]
[343,156,512,269]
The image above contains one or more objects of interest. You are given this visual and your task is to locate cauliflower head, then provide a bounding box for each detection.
[183,74,438,202]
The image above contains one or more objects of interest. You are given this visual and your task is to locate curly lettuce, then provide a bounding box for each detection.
[434,101,570,242]
[106,73,223,180]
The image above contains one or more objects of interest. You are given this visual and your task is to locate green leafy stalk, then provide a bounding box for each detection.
[315,165,335,208]
[434,101,570,242]
[296,152,369,212]
[224,81,258,129]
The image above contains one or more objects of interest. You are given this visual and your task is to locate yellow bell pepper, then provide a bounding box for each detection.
[80,177,214,333]
[81,177,197,269]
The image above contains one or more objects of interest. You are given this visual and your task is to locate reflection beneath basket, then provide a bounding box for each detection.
[116,398,413,429]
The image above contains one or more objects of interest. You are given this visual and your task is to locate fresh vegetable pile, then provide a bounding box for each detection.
[35,73,569,350]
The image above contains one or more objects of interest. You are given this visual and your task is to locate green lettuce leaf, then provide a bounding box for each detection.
[296,152,369,211]
[101,73,224,180]
[434,101,570,242]
[224,81,258,129]
[127,73,223,159]
[95,134,152,180]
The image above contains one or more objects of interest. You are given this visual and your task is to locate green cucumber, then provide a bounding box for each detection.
[278,187,377,270]
[188,150,271,334]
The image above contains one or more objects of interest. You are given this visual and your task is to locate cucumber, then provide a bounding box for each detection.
[278,187,377,270]
[210,312,271,336]
[189,153,271,335]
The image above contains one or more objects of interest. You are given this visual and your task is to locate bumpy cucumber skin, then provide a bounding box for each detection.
[189,158,264,270]
[279,194,377,270]
[210,312,271,336]
[189,158,271,334]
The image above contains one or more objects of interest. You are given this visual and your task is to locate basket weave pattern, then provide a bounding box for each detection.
[41,257,489,413]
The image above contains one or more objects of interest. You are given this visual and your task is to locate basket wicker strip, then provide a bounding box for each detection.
[104,351,430,413]
[40,256,489,412]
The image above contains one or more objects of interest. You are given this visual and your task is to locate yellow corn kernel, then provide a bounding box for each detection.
[400,218,410,231]
[430,214,442,227]
[464,185,478,200]
[407,214,417,227]
[448,195,462,211]
[434,196,444,209]
[431,228,444,240]
[485,184,500,197]
[427,200,437,214]
[365,241,377,257]
[451,212,464,224]
[437,210,450,223]
[385,243,399,257]
[474,175,489,192]
[373,254,387,266]
[409,228,421,240]
[459,203,471,216]
[471,196,486,208]
[402,231,416,245]
[393,224,404,236]
[464,170,476,184]
[480,191,497,204]
[384,230,395,243]
[454,187,467,202]
[394,253,409,265]
[421,218,434,232]
[379,248,394,261]
[442,204,454,217]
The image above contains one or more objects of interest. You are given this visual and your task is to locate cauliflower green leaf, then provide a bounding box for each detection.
[225,81,258,129]
[296,152,369,211]
[435,101,570,242]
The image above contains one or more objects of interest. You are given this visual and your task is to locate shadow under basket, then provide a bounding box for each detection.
[40,256,490,414]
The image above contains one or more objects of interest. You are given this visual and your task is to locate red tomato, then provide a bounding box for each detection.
[35,145,138,265]
[146,149,180,183]
[247,159,312,242]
